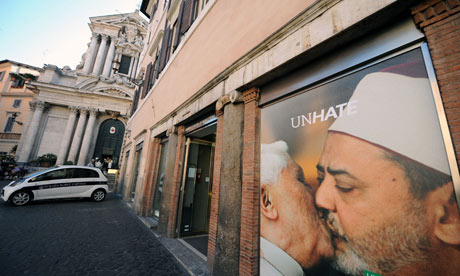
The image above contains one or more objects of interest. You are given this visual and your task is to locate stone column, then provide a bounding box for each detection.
[67,109,88,164]
[56,106,79,165]
[18,101,46,162]
[15,101,37,160]
[77,108,98,165]
[127,55,135,77]
[130,56,138,79]
[83,34,99,74]
[213,91,244,276]
[92,34,108,75]
[102,38,116,77]
[111,52,121,78]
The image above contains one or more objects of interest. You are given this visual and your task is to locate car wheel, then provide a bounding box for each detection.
[91,189,106,202]
[10,191,32,206]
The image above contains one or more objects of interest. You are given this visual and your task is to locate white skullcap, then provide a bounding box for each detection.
[261,141,289,185]
[329,72,450,175]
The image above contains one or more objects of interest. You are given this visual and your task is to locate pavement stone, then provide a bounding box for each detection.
[0,180,189,276]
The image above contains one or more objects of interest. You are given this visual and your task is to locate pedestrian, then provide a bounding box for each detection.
[95,158,102,168]
[102,158,108,174]
[87,159,95,167]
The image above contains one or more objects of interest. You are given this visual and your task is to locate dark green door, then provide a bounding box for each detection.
[93,119,125,168]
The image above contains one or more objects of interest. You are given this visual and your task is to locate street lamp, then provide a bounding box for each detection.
[11,113,23,126]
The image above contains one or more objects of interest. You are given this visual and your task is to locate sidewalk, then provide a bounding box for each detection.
[137,214,211,276]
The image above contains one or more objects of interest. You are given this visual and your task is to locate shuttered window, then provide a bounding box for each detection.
[158,22,171,73]
[148,58,157,90]
[141,63,153,99]
[181,0,194,34]
[173,1,185,50]
[130,88,141,116]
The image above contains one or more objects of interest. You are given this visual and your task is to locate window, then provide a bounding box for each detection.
[0,71,5,82]
[3,116,15,133]
[119,55,132,75]
[11,77,25,88]
[71,168,99,178]
[12,100,21,108]
[33,169,68,182]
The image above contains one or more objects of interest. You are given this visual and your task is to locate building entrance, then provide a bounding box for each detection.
[180,139,214,235]
[177,121,216,256]
[93,119,125,168]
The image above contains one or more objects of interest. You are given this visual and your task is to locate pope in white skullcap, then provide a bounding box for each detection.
[261,141,290,185]
[329,72,451,176]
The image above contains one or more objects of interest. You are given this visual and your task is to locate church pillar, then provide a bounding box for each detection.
[130,56,138,79]
[92,34,108,75]
[83,34,99,74]
[127,55,135,77]
[102,38,116,77]
[67,108,88,164]
[111,52,121,78]
[18,101,46,162]
[77,108,98,165]
[56,106,79,165]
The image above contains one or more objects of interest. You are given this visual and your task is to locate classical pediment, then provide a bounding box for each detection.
[90,12,148,33]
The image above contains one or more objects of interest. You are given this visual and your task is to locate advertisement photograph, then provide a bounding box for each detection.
[260,48,460,276]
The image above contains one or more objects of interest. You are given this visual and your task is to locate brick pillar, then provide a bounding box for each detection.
[213,92,244,276]
[158,126,186,237]
[140,138,161,216]
[411,0,460,164]
[167,125,186,237]
[239,88,260,276]
[207,109,224,272]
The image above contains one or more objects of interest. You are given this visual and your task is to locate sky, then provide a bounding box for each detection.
[0,0,145,69]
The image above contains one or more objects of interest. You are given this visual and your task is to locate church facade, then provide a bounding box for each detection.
[16,11,147,168]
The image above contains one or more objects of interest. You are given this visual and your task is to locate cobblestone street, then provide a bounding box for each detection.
[0,180,188,276]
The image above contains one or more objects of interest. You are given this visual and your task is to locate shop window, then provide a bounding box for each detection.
[118,55,132,75]
[12,99,21,108]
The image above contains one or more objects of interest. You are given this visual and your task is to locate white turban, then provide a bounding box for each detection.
[329,72,450,175]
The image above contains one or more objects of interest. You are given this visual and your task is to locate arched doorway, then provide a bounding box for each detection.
[92,119,125,168]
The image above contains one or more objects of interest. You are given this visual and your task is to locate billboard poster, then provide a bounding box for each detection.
[259,48,460,276]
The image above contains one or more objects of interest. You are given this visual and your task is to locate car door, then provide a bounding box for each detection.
[32,168,72,199]
[71,168,101,196]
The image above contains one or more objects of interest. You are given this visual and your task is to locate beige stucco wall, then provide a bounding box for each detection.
[130,0,314,138]
[0,62,41,154]
[0,63,12,92]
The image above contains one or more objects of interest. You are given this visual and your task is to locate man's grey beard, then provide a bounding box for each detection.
[325,200,431,275]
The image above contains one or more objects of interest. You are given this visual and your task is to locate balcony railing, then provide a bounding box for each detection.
[0,133,21,140]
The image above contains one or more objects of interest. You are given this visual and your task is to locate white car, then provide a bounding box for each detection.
[1,166,108,206]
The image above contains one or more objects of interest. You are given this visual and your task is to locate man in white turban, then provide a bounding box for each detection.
[260,141,333,276]
[315,72,460,276]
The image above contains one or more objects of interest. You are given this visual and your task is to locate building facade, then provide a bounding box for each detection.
[123,0,460,275]
[17,11,147,168]
[0,60,42,155]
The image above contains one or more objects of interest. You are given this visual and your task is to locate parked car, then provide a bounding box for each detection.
[1,166,108,206]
